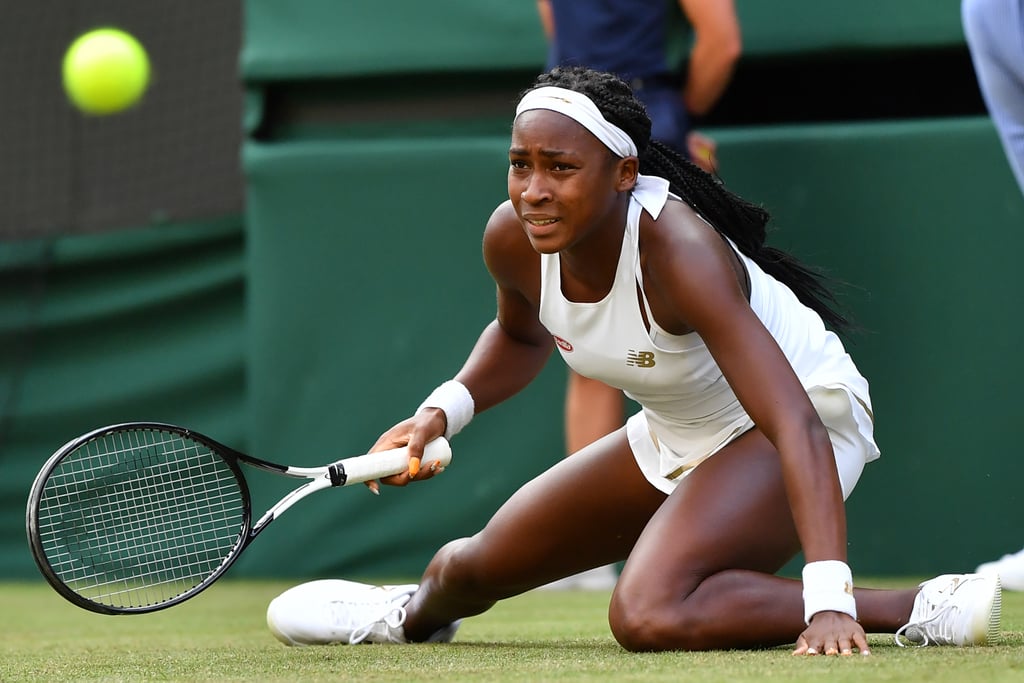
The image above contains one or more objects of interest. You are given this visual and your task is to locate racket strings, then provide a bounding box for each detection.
[34,429,247,609]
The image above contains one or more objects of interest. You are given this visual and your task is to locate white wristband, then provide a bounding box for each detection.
[802,560,857,624]
[416,380,474,440]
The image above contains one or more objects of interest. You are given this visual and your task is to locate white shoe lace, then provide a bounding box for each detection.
[329,596,409,645]
[893,574,994,647]
[894,602,960,647]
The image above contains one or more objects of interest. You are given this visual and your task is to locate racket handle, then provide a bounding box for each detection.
[335,437,452,486]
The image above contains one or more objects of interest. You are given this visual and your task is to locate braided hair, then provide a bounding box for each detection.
[525,66,851,333]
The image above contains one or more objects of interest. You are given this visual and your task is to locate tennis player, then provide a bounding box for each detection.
[535,0,743,592]
[266,66,1001,654]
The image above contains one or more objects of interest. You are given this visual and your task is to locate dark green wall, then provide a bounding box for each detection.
[0,220,246,577]
[242,137,559,577]
[238,0,1024,578]
[3,0,1020,581]
[242,118,1024,578]
[713,119,1024,572]
[240,0,967,78]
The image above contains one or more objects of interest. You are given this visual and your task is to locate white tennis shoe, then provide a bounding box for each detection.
[894,573,1001,647]
[537,564,618,591]
[266,579,460,646]
[976,547,1024,591]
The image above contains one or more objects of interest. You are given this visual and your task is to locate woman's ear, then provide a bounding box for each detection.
[616,156,639,192]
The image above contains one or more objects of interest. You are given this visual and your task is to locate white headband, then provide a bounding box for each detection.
[516,86,638,158]
[514,85,671,219]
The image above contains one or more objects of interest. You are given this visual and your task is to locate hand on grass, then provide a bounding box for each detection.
[793,611,871,656]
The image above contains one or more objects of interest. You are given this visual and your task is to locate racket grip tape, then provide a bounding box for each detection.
[331,437,452,486]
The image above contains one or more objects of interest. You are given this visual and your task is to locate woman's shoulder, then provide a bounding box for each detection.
[485,200,520,232]
[484,200,530,251]
[640,197,725,254]
[483,200,540,288]
[638,196,747,296]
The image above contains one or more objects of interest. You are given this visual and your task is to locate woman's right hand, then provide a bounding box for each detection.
[363,409,449,494]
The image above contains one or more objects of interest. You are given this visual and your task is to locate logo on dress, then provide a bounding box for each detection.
[553,336,573,352]
[626,350,656,368]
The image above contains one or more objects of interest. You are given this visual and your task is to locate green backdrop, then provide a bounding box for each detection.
[0,220,246,577]
[240,0,967,79]
[3,0,1021,581]
[236,0,1023,578]
[241,118,1024,579]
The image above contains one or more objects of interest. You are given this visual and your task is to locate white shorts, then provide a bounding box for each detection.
[626,384,879,500]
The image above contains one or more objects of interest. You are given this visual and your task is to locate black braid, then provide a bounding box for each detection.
[525,66,852,333]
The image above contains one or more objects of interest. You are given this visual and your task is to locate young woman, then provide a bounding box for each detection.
[536,0,743,592]
[265,66,1001,655]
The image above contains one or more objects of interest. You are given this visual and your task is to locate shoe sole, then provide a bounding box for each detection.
[986,577,1003,645]
[969,575,1002,646]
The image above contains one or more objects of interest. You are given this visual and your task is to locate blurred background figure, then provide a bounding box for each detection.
[537,0,740,175]
[535,0,741,590]
[962,0,1024,590]
[962,0,1024,197]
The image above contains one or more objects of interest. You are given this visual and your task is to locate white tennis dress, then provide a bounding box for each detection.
[538,194,880,496]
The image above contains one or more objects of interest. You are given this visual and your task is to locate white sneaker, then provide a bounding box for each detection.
[537,564,618,591]
[894,574,1001,647]
[976,547,1024,591]
[266,579,460,646]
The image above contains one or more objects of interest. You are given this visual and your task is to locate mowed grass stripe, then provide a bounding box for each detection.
[2,579,1022,683]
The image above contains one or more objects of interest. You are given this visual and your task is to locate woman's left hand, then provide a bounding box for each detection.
[793,611,871,656]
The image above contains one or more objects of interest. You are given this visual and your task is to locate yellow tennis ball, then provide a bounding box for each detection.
[62,28,150,115]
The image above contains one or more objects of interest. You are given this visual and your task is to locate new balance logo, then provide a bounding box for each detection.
[626,350,656,368]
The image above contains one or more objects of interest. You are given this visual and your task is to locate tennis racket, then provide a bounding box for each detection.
[25,421,452,615]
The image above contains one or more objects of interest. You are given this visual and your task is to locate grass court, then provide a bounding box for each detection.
[3,578,1023,682]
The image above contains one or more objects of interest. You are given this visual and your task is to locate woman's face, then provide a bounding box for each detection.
[508,109,629,253]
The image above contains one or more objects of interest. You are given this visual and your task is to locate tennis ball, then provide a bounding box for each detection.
[62,28,150,115]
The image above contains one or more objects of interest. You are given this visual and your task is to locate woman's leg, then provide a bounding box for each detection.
[403,427,666,640]
[549,370,628,590]
[608,428,918,651]
[565,370,624,453]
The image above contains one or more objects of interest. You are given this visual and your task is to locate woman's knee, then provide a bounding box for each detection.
[430,538,481,589]
[607,580,706,652]
[428,535,521,599]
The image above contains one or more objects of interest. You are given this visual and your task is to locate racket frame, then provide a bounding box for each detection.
[25,421,450,615]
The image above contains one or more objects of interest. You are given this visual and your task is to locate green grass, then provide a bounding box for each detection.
[2,579,1023,682]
